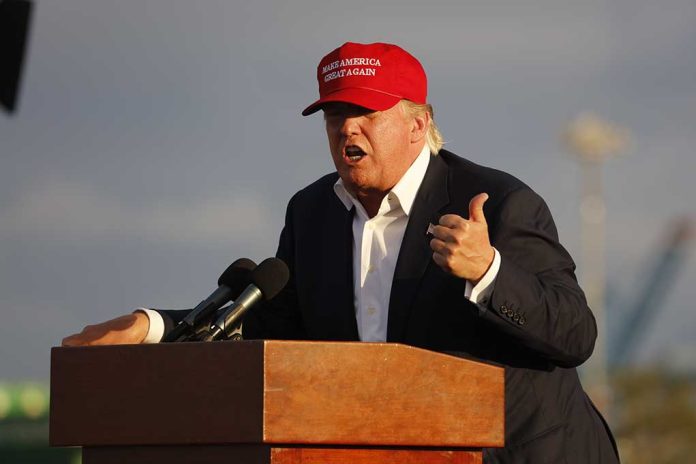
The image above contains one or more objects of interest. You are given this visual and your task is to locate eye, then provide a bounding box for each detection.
[324,113,343,126]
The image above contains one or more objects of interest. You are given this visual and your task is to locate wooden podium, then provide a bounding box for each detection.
[50,340,503,463]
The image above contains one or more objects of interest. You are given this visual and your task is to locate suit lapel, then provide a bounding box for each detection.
[387,154,450,342]
[319,197,360,340]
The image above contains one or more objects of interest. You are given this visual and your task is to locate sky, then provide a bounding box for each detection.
[1,0,694,380]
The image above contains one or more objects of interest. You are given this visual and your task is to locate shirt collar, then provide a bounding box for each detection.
[333,143,431,216]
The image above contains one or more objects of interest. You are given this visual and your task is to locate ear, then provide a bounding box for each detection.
[410,111,430,144]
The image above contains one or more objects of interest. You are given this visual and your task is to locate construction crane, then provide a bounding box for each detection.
[608,218,694,367]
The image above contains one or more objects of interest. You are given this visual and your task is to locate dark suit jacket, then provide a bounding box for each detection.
[161,150,619,463]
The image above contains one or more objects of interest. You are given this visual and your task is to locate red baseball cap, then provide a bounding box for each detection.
[302,42,428,116]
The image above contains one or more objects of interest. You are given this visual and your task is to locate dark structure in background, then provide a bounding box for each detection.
[608,218,694,366]
[0,0,33,114]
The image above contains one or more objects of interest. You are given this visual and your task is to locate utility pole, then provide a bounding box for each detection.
[563,113,629,414]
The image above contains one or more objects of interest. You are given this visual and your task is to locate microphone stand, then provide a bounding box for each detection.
[180,313,243,342]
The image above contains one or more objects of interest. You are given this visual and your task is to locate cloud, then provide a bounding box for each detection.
[0,180,276,243]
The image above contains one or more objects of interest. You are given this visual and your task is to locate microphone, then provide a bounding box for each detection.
[163,258,257,342]
[201,257,289,342]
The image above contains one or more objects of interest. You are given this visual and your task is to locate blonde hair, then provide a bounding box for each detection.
[400,100,444,154]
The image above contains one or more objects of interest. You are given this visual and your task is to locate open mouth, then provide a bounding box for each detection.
[344,146,366,162]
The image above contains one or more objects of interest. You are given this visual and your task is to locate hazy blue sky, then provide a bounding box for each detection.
[1,0,694,380]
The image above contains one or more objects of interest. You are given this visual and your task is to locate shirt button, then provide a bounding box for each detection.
[367,307,376,316]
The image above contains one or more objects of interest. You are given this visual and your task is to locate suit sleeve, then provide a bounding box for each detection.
[480,187,597,368]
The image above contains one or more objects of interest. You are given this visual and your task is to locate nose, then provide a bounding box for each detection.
[339,116,361,137]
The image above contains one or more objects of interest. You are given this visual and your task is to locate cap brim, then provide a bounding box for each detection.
[301,88,402,116]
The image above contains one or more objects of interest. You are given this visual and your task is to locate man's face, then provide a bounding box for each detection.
[323,102,420,201]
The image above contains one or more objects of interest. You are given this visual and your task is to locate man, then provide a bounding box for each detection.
[63,42,619,463]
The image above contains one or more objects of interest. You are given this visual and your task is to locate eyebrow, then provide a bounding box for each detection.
[323,106,375,119]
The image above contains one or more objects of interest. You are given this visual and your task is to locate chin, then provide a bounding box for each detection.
[346,176,373,193]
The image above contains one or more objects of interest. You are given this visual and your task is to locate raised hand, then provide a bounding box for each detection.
[430,193,495,282]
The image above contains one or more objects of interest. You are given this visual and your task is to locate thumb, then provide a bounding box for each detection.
[468,193,489,224]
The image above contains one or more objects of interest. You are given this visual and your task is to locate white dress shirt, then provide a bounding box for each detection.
[333,144,500,342]
[138,144,501,343]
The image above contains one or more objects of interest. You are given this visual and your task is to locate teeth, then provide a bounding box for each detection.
[345,146,364,161]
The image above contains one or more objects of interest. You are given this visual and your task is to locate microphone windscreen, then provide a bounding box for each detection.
[218,258,256,295]
[252,258,290,300]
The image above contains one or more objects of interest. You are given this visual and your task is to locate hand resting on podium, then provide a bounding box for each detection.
[62,312,149,346]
